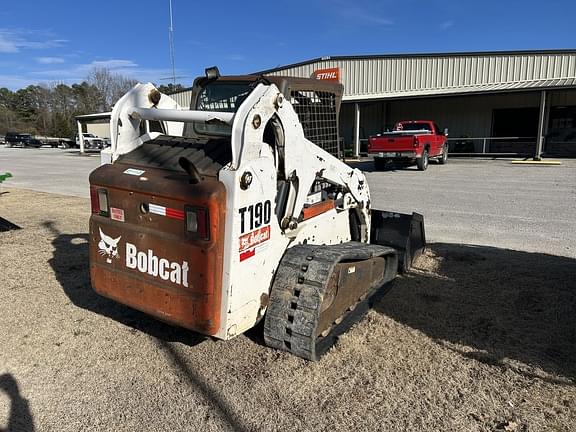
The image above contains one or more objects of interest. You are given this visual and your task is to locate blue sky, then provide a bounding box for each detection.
[1,0,575,90]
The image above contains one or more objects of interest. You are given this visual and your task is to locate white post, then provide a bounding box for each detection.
[76,120,85,154]
[535,90,547,161]
[354,103,360,158]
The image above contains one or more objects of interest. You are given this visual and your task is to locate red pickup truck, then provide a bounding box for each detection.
[368,120,448,171]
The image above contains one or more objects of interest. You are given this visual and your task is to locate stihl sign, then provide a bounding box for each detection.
[313,67,340,82]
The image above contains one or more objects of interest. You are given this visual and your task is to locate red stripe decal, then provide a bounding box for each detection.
[165,208,185,220]
[239,249,256,262]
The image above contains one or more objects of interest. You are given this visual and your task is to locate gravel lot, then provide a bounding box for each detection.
[0,152,575,431]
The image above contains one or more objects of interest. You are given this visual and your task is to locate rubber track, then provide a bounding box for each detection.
[263,241,397,361]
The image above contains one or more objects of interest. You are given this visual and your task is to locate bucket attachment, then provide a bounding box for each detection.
[370,210,426,272]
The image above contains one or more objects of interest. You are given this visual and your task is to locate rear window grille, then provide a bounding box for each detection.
[290,90,339,156]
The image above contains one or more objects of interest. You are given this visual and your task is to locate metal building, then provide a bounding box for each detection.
[257,50,576,158]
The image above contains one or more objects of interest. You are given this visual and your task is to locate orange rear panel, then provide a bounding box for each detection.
[89,163,226,335]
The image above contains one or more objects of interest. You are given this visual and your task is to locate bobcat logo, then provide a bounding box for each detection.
[98,228,121,264]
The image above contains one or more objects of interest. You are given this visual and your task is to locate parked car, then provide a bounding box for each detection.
[5,132,43,148]
[75,133,106,150]
[368,120,448,171]
[59,138,76,149]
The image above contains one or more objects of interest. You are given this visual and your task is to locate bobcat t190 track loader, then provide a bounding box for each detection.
[89,67,425,360]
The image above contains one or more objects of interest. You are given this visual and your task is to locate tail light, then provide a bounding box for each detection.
[413,136,419,147]
[90,186,109,216]
[186,207,209,240]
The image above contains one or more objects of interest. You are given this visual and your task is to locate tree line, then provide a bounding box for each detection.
[0,67,185,138]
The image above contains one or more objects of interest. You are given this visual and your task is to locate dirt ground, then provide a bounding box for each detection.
[0,188,575,432]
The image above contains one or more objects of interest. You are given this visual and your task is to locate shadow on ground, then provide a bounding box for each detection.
[154,340,252,432]
[43,221,205,347]
[44,218,576,382]
[373,243,576,382]
[0,374,35,432]
[43,221,253,431]
[348,159,425,173]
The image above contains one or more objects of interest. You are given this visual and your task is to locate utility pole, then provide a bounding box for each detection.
[169,0,176,85]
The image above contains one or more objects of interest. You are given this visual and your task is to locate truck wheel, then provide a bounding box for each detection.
[417,149,429,171]
[438,145,448,165]
[373,157,387,171]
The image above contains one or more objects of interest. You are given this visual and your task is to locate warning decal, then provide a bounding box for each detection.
[110,207,125,222]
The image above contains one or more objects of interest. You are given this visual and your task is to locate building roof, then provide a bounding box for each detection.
[343,77,576,101]
[75,112,112,122]
[259,50,576,101]
[257,49,576,74]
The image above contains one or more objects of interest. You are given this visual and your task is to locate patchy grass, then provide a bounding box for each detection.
[0,189,574,432]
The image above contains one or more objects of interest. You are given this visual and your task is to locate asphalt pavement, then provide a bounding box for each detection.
[0,146,100,197]
[356,157,576,258]
[1,145,575,257]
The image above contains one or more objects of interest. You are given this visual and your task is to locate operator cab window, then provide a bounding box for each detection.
[192,82,253,137]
